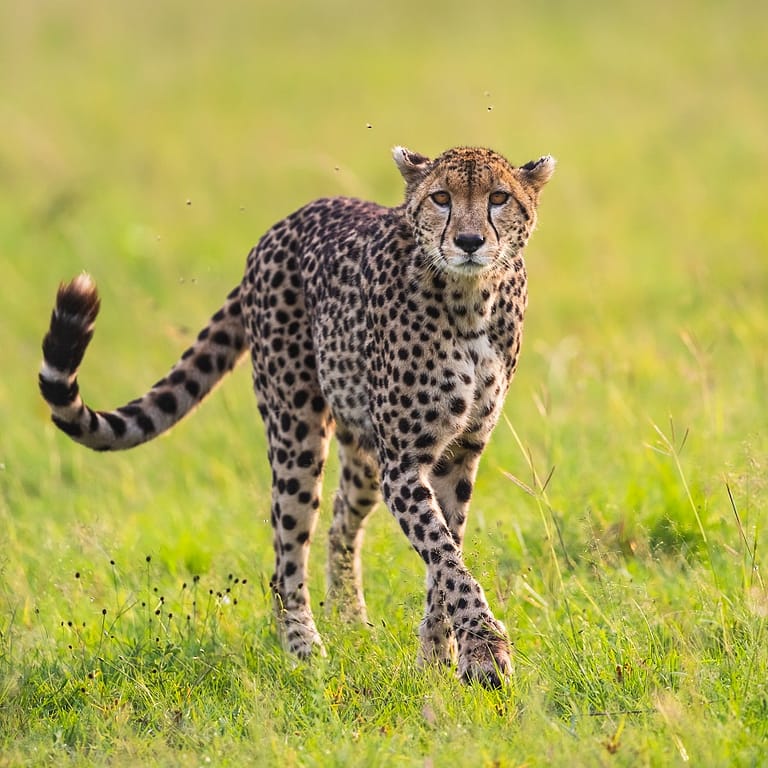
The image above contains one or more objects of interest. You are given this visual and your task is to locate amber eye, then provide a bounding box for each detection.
[430,191,451,207]
[489,191,510,206]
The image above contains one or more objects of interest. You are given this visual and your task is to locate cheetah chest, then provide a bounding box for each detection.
[434,333,509,445]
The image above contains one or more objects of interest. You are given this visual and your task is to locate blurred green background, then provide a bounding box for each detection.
[1,0,767,667]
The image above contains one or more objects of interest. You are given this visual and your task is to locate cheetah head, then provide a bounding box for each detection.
[393,146,555,279]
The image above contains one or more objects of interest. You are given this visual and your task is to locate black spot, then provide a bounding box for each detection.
[52,415,82,438]
[39,377,78,407]
[185,379,201,398]
[136,413,156,435]
[413,486,432,502]
[170,369,186,384]
[282,514,297,530]
[456,479,472,503]
[154,391,177,414]
[337,430,354,445]
[293,390,309,408]
[432,456,451,476]
[102,412,127,437]
[286,478,300,495]
[449,397,467,415]
[212,330,231,346]
[297,451,314,468]
[270,271,285,289]
[194,354,213,373]
[414,432,436,449]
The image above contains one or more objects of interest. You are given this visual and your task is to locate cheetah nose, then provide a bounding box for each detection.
[454,233,485,254]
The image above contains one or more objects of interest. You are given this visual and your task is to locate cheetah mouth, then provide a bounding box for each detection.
[442,253,493,277]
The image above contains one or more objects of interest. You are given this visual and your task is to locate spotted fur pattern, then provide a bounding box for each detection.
[39,146,554,686]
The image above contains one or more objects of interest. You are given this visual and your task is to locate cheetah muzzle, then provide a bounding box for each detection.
[39,146,555,687]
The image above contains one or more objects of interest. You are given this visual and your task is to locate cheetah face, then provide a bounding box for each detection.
[393,146,555,279]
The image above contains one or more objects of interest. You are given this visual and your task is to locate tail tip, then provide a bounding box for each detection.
[56,272,101,322]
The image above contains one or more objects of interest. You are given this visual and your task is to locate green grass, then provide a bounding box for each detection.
[1,0,767,764]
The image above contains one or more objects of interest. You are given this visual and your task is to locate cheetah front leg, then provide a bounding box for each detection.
[381,461,511,688]
[326,435,381,623]
[417,450,480,668]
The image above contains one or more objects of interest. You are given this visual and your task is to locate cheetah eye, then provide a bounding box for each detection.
[430,191,451,207]
[489,191,510,206]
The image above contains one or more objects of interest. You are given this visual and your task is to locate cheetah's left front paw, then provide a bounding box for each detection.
[275,607,327,660]
[456,616,512,688]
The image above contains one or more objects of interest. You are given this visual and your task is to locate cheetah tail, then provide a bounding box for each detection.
[39,274,247,451]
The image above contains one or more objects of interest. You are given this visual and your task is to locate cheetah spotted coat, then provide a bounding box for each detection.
[39,146,554,686]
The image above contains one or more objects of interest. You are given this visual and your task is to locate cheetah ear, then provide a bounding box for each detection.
[517,155,556,193]
[392,146,431,186]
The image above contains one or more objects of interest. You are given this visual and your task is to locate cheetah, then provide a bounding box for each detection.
[39,146,554,686]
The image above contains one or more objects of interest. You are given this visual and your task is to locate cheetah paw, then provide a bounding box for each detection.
[276,612,327,660]
[456,618,512,689]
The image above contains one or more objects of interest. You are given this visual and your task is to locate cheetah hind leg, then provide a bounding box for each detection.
[262,404,333,661]
[326,439,381,623]
[272,586,327,660]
